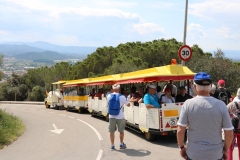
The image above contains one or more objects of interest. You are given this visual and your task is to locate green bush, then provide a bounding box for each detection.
[0,109,25,149]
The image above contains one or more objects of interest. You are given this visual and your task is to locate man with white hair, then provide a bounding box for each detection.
[107,84,130,150]
[177,72,233,160]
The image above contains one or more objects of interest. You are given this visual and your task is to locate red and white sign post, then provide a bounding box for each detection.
[178,45,192,62]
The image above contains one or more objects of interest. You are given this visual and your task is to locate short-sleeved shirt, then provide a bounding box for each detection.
[107,93,129,119]
[214,88,231,101]
[163,84,177,94]
[175,93,192,102]
[143,93,160,108]
[233,97,240,103]
[177,96,233,160]
[160,95,175,103]
[227,101,240,129]
[131,92,142,106]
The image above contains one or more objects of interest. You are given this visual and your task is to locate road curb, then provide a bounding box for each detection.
[0,101,44,105]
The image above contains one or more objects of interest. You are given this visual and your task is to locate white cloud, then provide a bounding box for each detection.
[0,30,8,35]
[214,27,240,39]
[133,23,164,35]
[148,2,174,8]
[2,0,140,20]
[188,23,207,39]
[189,0,240,19]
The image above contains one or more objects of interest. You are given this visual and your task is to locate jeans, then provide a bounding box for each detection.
[228,133,240,160]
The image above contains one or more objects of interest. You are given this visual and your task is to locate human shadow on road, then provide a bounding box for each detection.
[116,148,151,157]
[125,128,181,149]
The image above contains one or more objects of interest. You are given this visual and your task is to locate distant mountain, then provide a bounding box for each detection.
[0,44,44,56]
[0,41,98,55]
[14,51,71,61]
[210,50,240,62]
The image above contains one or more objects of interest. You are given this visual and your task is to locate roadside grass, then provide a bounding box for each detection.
[0,108,25,149]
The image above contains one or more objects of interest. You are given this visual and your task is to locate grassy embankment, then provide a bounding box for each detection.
[0,108,25,149]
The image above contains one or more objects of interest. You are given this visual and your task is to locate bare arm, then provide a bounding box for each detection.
[222,130,234,160]
[145,104,155,108]
[177,125,187,159]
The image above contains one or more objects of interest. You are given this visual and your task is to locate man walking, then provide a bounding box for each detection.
[214,79,232,104]
[177,72,233,160]
[107,84,130,150]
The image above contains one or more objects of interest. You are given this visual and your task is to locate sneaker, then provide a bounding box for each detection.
[111,145,116,151]
[120,143,126,149]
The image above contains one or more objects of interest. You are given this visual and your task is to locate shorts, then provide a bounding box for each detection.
[108,118,125,133]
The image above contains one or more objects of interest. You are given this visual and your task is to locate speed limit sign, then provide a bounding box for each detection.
[178,45,192,61]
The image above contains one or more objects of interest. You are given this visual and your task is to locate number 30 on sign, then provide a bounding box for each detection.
[178,45,192,61]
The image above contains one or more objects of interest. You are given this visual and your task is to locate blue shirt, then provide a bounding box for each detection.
[144,93,160,108]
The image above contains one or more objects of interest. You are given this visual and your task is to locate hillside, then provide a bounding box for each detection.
[0,41,98,55]
[0,44,44,56]
[14,51,71,61]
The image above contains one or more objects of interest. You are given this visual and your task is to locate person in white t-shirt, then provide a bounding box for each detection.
[107,84,130,151]
[160,87,175,103]
[233,88,240,103]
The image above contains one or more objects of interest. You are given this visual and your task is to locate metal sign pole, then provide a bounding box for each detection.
[181,0,188,87]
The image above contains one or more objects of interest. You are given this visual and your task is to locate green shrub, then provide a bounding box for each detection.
[0,109,25,149]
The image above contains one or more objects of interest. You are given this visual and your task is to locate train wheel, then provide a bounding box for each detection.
[144,132,156,141]
[66,106,70,111]
[105,114,109,122]
[78,108,83,114]
[54,105,59,110]
[45,102,50,108]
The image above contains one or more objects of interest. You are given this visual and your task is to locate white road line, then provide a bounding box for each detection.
[96,150,103,160]
[68,116,74,118]
[77,119,103,141]
[59,114,66,116]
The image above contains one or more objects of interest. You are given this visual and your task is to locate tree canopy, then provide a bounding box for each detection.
[0,38,239,101]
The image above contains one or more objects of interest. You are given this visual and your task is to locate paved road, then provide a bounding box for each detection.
[0,103,238,160]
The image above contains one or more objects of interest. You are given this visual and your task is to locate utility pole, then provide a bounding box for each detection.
[182,0,188,67]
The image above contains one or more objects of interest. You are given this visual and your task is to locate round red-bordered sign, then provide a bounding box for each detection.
[178,45,192,61]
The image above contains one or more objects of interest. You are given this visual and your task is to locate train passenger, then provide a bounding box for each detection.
[185,80,196,97]
[160,87,175,103]
[107,84,130,150]
[143,84,160,108]
[89,88,96,99]
[162,80,177,97]
[95,88,104,99]
[106,86,113,97]
[129,86,143,106]
[121,87,128,99]
[175,86,192,103]
[156,86,162,99]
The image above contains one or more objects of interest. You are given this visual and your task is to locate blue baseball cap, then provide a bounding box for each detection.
[194,72,212,85]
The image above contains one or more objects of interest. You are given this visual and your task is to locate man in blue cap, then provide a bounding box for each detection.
[177,72,233,160]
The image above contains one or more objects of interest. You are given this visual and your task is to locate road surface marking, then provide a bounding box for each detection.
[50,124,64,134]
[77,119,103,141]
[96,150,103,160]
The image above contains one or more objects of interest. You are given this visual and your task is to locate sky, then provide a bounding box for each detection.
[0,0,240,52]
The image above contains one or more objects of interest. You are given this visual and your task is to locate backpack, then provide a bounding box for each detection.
[218,89,229,105]
[232,102,240,132]
[108,93,122,115]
